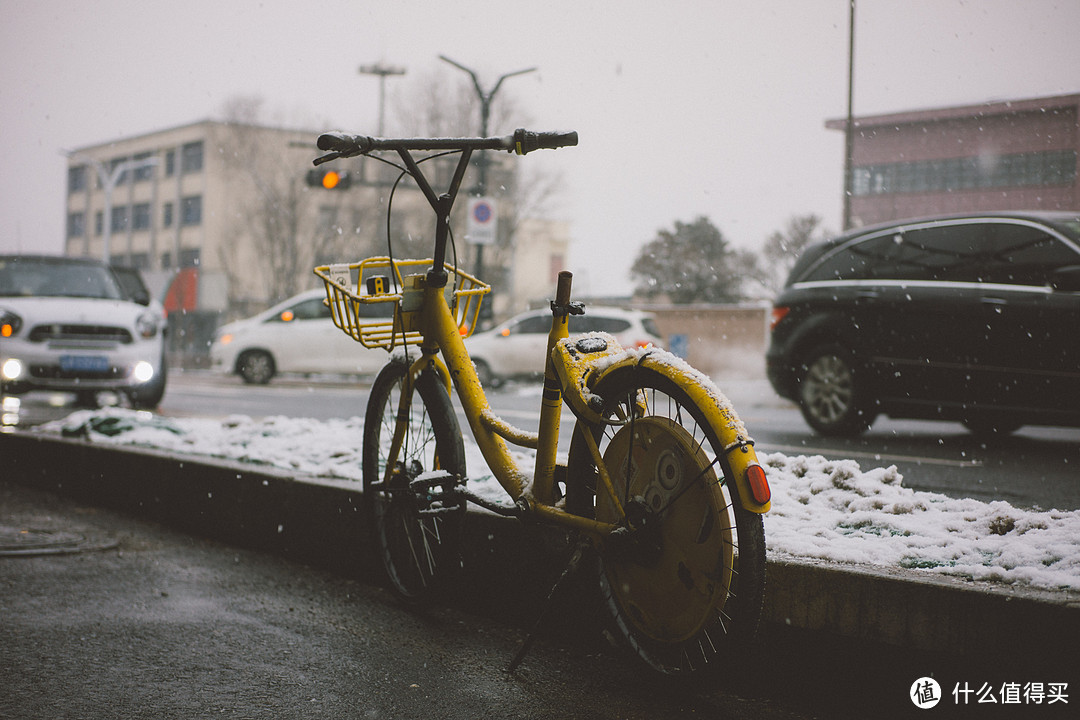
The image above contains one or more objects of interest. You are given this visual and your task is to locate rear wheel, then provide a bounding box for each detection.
[237,350,275,385]
[566,366,766,675]
[362,357,466,603]
[797,345,875,436]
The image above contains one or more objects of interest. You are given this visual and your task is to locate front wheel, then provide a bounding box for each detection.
[797,345,875,437]
[362,357,466,604]
[565,366,766,675]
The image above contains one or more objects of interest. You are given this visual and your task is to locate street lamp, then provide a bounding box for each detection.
[358,62,406,137]
[66,152,159,264]
[438,55,537,285]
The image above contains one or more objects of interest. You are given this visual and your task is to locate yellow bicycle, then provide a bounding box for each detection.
[313,129,772,675]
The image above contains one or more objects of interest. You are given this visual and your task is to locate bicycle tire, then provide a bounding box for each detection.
[362,357,467,604]
[565,365,766,674]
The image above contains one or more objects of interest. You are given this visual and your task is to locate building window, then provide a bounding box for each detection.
[95,211,103,236]
[181,141,204,174]
[133,152,155,182]
[110,205,130,232]
[180,196,202,226]
[67,212,86,238]
[853,150,1077,196]
[165,149,176,177]
[133,203,152,231]
[179,249,201,267]
[68,165,88,194]
[129,253,149,269]
[162,202,174,228]
[161,252,172,269]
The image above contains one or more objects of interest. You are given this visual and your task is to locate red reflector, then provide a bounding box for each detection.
[769,306,789,331]
[746,464,771,505]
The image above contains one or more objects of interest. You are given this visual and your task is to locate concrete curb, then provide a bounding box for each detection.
[5,429,1078,664]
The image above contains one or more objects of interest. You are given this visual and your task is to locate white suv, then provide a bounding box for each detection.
[465,306,664,386]
[0,255,167,408]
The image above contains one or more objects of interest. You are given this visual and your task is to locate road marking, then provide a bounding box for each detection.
[756,443,983,468]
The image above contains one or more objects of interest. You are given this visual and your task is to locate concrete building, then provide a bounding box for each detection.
[64,120,569,361]
[827,93,1079,228]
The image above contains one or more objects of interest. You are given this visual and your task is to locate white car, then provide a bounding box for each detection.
[464,306,664,386]
[0,255,168,408]
[210,288,392,384]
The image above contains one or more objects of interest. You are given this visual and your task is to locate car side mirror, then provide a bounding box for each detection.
[1050,265,1080,292]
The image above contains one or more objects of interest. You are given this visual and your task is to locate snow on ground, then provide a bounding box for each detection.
[38,407,1080,592]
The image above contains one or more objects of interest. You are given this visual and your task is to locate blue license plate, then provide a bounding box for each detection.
[60,355,110,372]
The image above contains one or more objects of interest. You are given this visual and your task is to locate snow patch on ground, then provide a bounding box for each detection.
[40,408,1080,591]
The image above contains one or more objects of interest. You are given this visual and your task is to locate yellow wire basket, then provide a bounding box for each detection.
[313,257,489,350]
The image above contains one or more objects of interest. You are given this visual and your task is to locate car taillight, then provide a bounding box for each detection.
[769,306,790,331]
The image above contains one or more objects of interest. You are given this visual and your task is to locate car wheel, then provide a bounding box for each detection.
[237,350,275,385]
[797,345,875,437]
[472,359,502,389]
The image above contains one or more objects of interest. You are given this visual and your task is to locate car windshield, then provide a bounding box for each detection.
[0,258,125,300]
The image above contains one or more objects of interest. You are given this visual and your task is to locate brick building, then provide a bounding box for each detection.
[827,93,1079,228]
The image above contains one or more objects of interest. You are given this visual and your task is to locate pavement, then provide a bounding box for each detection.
[4,428,1080,717]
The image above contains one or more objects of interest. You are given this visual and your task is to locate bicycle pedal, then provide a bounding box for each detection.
[408,470,459,493]
[410,471,464,513]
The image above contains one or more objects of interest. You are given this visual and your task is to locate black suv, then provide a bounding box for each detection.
[766,212,1080,436]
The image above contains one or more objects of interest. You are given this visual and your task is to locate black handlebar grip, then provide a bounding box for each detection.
[316,132,373,154]
[512,129,579,155]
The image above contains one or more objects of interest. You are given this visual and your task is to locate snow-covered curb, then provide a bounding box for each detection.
[40,408,1080,591]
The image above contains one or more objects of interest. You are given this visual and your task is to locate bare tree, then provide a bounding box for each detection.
[747,213,830,297]
[216,96,382,309]
[386,69,564,294]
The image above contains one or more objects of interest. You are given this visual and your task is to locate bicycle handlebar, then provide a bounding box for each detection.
[314,128,577,165]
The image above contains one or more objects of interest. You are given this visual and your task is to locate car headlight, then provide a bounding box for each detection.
[133,360,155,383]
[136,312,159,339]
[0,309,22,338]
[1,358,23,381]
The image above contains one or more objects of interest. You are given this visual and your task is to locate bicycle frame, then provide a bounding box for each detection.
[316,134,770,545]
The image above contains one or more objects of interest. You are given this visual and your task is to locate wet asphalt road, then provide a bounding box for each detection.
[0,481,813,720]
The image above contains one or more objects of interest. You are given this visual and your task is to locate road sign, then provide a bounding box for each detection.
[466,197,497,245]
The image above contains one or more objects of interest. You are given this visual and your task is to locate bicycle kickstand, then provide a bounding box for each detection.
[505,537,589,675]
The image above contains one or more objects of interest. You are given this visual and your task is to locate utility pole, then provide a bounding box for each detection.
[358,63,406,186]
[438,56,537,288]
[843,0,857,230]
[358,62,406,136]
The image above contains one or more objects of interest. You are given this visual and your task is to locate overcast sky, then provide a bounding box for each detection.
[2,0,1078,295]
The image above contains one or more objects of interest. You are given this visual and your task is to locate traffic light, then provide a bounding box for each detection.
[306,168,351,190]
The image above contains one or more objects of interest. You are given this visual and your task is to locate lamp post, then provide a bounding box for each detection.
[438,56,537,285]
[843,0,857,230]
[66,152,159,264]
[358,63,406,186]
[358,62,406,137]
